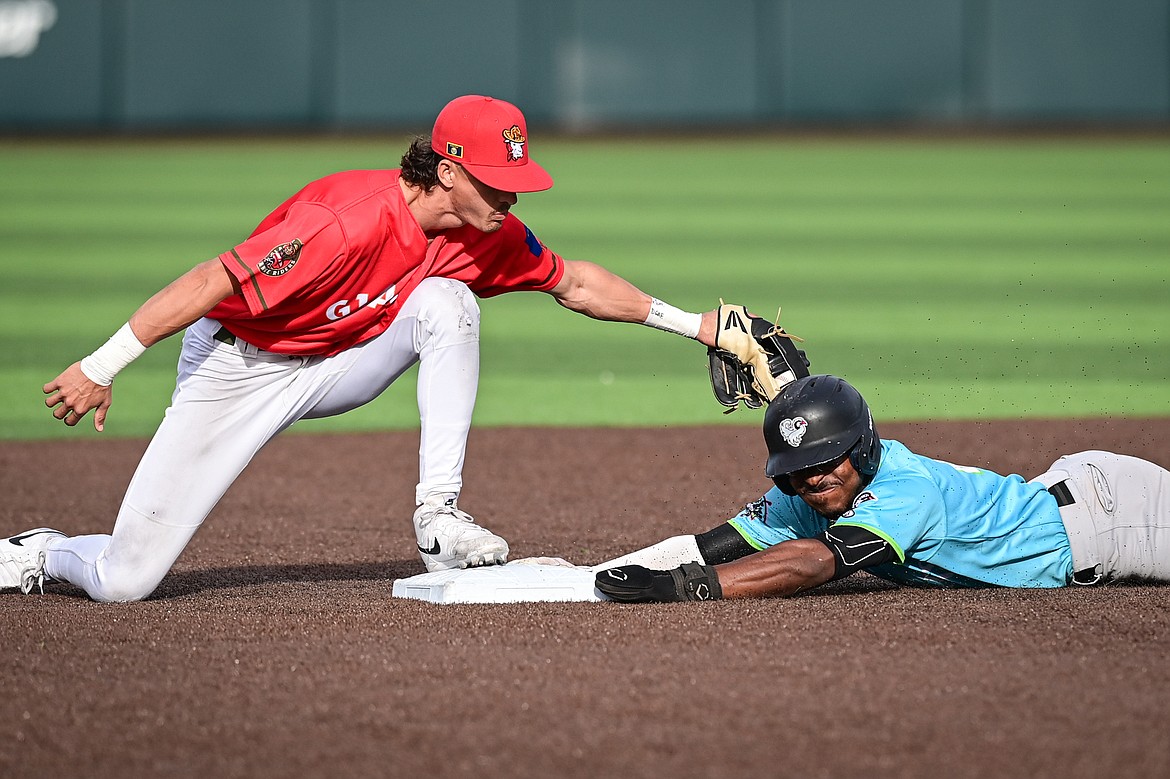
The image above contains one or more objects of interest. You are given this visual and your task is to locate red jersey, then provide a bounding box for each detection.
[207,169,565,356]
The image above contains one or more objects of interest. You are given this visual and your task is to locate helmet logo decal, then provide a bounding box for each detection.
[779,416,808,447]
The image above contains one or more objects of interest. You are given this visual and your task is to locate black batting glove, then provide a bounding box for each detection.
[595,565,678,602]
[595,562,723,603]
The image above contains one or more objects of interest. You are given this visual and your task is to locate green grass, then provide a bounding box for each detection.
[1,135,1167,440]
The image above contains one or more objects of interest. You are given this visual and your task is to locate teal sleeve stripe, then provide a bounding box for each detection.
[727,519,769,551]
[833,521,906,564]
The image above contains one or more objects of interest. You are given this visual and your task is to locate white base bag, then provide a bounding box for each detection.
[392,561,608,604]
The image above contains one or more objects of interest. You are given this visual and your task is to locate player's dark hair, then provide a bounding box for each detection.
[400,135,443,190]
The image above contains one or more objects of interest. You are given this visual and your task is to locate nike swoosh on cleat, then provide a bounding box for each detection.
[8,530,59,547]
[417,540,441,556]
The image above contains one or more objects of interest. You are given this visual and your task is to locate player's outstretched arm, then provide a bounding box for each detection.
[595,538,837,602]
[548,260,719,347]
[715,538,837,598]
[43,258,240,432]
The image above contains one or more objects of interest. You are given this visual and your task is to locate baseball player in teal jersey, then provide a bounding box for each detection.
[594,375,1170,602]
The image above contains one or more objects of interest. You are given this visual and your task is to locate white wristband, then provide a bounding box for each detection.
[643,298,702,339]
[79,323,147,386]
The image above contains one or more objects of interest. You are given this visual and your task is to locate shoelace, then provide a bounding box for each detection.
[20,566,45,596]
[419,504,476,529]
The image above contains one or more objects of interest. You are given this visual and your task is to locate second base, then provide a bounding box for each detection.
[392,563,607,604]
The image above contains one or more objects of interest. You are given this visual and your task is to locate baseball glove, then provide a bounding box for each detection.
[708,304,810,413]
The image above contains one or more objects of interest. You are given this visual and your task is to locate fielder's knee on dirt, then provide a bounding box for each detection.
[89,565,167,603]
[45,532,168,603]
[81,508,199,602]
[92,542,179,603]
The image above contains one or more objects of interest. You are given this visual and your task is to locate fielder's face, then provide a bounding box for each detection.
[787,453,863,520]
[448,163,518,233]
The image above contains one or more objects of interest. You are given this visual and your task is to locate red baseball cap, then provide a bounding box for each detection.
[431,95,553,193]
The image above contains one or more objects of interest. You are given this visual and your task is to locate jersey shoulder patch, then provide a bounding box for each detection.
[836,490,877,521]
[257,239,303,277]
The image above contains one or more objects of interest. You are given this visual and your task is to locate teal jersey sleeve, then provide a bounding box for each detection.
[727,487,832,550]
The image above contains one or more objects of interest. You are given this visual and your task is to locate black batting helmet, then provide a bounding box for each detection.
[763,375,881,495]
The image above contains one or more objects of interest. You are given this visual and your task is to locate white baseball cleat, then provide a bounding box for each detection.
[0,528,66,594]
[413,495,509,573]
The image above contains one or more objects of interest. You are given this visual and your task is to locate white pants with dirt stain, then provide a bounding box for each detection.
[1032,450,1170,584]
[44,278,480,602]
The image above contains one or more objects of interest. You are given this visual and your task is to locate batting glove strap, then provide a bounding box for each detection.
[670,562,723,602]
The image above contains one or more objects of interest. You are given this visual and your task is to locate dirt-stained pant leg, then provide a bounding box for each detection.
[44,318,314,601]
[43,279,480,602]
[1037,450,1170,583]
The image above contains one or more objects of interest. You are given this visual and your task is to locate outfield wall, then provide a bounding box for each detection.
[1,0,1168,131]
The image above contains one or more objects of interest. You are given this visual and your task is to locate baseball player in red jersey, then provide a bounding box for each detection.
[1,95,732,601]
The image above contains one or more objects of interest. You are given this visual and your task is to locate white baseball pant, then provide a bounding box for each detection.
[44,277,480,602]
[1033,450,1170,584]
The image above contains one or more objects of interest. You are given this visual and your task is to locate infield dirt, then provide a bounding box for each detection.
[2,419,1169,778]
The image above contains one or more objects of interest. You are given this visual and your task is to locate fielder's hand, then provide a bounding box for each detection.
[43,362,113,432]
[708,303,809,413]
[594,563,723,603]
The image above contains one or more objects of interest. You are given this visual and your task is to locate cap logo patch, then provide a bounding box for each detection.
[445,141,464,159]
[258,239,302,277]
[779,416,808,447]
[502,124,526,162]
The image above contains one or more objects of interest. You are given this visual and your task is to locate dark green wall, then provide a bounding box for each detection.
[1,0,1167,130]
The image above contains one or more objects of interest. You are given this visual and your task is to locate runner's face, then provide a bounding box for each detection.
[787,453,862,520]
[450,164,517,233]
